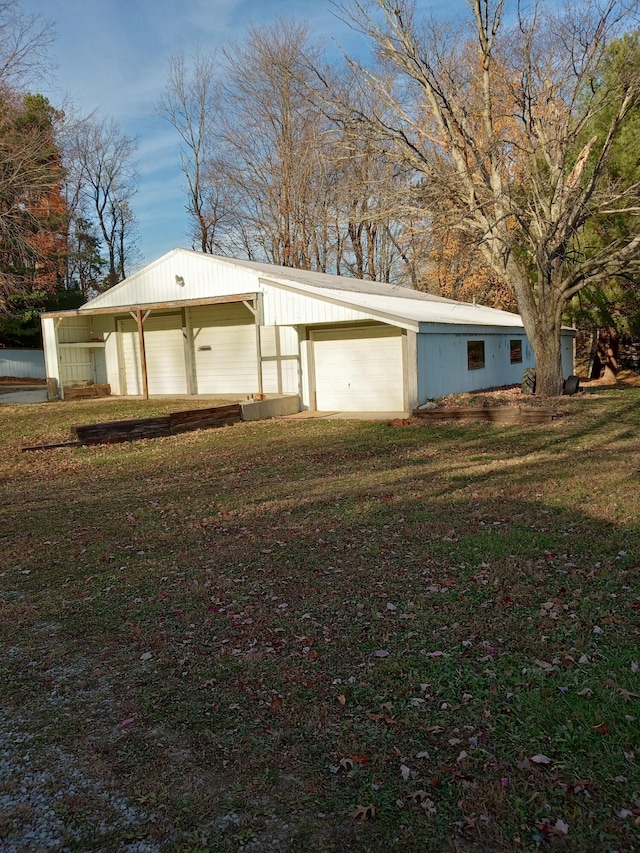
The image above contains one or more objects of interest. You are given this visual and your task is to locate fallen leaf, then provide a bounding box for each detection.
[140,652,153,661]
[530,754,552,764]
[618,688,638,702]
[592,722,611,735]
[349,804,375,821]
[367,712,397,725]
[408,790,430,803]
[401,764,411,781]
[373,649,389,658]
[408,791,437,815]
[550,818,569,835]
[337,694,346,705]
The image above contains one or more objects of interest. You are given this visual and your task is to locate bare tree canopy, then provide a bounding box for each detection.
[66,116,140,291]
[157,49,223,254]
[0,0,53,92]
[159,20,430,284]
[322,0,640,394]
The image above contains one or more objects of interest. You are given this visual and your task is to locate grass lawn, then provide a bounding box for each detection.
[1,391,639,852]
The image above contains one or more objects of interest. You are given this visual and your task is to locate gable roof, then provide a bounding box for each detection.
[67,248,526,330]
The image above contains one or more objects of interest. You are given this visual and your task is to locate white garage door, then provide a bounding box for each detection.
[312,326,405,411]
[119,315,187,396]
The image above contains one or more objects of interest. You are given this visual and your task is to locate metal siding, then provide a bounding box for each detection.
[417,331,535,401]
[300,340,312,409]
[262,284,372,326]
[118,319,143,395]
[0,349,45,379]
[82,252,260,311]
[259,326,300,395]
[312,326,405,412]
[405,330,418,411]
[60,348,93,385]
[561,333,575,378]
[41,318,60,388]
[143,315,188,395]
[92,317,120,393]
[191,304,258,394]
[58,316,91,343]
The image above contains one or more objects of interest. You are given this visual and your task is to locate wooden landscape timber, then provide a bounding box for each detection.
[21,404,242,451]
[168,404,243,434]
[412,406,558,423]
[74,404,242,444]
[63,383,111,401]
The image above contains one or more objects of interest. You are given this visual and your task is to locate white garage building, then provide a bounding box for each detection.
[41,249,575,411]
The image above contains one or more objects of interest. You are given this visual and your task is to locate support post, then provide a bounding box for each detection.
[244,298,263,395]
[135,309,149,399]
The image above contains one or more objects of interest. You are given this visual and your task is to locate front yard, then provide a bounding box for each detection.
[1,390,639,851]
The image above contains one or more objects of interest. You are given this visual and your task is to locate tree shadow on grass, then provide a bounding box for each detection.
[3,412,640,851]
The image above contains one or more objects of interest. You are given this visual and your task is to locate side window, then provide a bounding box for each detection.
[510,339,523,363]
[467,340,485,370]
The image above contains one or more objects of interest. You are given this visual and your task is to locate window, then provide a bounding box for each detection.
[510,339,523,363]
[467,340,485,370]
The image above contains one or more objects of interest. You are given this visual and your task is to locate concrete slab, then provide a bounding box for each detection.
[283,410,409,421]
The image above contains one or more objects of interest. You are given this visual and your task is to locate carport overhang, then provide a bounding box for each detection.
[42,292,260,401]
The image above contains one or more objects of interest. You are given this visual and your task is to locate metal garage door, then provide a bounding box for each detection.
[312,326,405,411]
[118,315,187,395]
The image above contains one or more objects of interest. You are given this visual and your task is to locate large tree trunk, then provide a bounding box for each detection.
[597,327,620,381]
[531,331,564,396]
[510,261,565,397]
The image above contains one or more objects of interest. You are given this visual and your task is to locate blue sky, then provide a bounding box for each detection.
[18,0,455,268]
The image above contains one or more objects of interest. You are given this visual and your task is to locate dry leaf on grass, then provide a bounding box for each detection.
[367,712,397,725]
[408,791,437,815]
[530,754,552,764]
[349,804,375,821]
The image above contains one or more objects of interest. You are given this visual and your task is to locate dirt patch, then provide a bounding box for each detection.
[434,371,640,409]
[580,369,640,388]
[435,384,549,409]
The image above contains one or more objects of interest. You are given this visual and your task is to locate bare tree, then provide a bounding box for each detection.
[0,0,53,92]
[324,0,640,395]
[218,20,331,268]
[68,116,139,290]
[158,50,227,253]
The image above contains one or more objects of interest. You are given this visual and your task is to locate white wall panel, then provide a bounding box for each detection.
[118,319,143,395]
[41,317,60,389]
[58,317,91,343]
[311,326,405,412]
[82,252,260,311]
[262,284,370,327]
[259,325,300,395]
[191,303,258,394]
[144,314,188,394]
